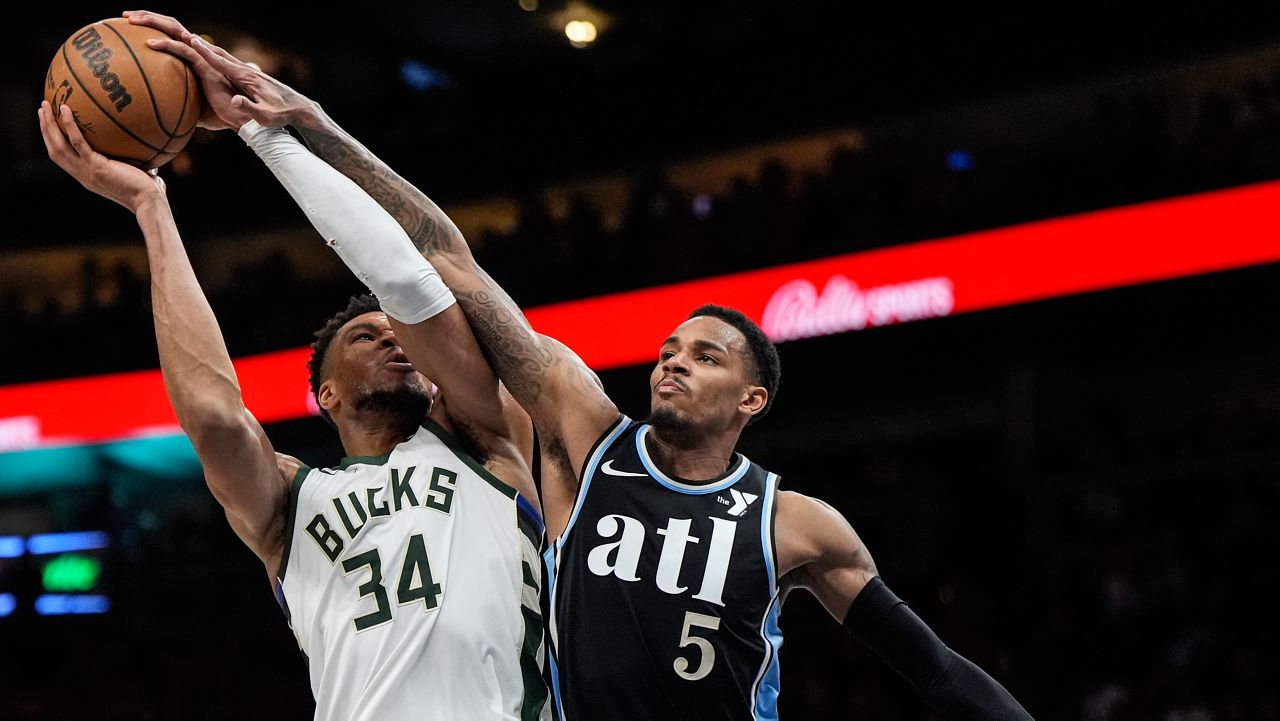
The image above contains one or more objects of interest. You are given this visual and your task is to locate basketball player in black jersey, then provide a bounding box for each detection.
[146,17,1032,720]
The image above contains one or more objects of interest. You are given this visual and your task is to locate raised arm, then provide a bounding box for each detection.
[38,101,289,572]
[777,491,1034,720]
[280,106,615,531]
[234,120,520,451]
[128,11,620,473]
[125,11,532,469]
[287,92,618,449]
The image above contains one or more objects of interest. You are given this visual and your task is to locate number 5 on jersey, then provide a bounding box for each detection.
[341,533,442,632]
[674,611,721,681]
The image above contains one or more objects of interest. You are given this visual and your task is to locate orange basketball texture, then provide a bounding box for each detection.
[44,17,202,169]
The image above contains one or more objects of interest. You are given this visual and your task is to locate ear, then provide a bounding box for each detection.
[740,385,768,418]
[318,379,340,415]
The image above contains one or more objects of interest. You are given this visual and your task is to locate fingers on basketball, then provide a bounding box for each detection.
[37,103,66,159]
[46,17,202,169]
[123,10,189,38]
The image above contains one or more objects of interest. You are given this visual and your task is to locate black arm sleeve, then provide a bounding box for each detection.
[843,576,1033,721]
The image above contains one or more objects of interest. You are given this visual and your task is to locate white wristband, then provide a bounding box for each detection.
[238,120,455,324]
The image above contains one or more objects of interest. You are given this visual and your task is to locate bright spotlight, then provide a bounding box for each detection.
[565,20,598,47]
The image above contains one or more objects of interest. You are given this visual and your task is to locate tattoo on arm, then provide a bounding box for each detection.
[455,288,555,405]
[295,119,456,257]
[455,287,618,418]
[292,110,614,420]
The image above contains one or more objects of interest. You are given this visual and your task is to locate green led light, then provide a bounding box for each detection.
[42,554,102,592]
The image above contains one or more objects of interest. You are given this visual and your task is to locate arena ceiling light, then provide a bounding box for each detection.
[551,1,611,48]
[565,20,598,47]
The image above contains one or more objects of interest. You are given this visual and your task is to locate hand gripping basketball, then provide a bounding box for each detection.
[39,100,165,212]
[45,16,202,168]
[125,10,314,132]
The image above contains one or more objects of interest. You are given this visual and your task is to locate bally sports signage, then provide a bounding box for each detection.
[761,275,955,341]
[3,180,1280,451]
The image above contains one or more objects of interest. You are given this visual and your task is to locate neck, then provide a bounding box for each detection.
[645,427,739,482]
[336,413,421,458]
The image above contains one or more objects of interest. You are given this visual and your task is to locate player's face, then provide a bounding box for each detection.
[649,316,763,431]
[325,312,434,404]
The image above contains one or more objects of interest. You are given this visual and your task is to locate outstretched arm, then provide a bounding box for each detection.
[287,91,618,445]
[777,491,1033,720]
[283,107,615,535]
[126,11,533,474]
[235,120,521,451]
[38,101,289,572]
[128,10,620,482]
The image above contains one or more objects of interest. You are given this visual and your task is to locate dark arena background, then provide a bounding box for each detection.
[2,4,1280,719]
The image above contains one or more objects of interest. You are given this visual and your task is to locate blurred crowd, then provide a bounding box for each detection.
[5,66,1280,384]
[777,465,1278,721]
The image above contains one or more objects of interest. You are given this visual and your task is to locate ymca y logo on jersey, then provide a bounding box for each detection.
[717,489,758,517]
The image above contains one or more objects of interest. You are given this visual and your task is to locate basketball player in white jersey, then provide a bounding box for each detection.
[138,12,1032,719]
[39,26,549,718]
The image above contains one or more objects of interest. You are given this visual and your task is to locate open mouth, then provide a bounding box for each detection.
[383,350,415,372]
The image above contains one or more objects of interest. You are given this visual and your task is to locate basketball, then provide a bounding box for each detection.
[44,17,201,169]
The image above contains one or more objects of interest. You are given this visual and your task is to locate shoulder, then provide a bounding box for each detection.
[274,452,308,485]
[776,491,850,537]
[428,391,525,467]
[421,406,500,468]
[610,414,642,443]
[775,490,870,574]
[420,408,540,502]
[540,334,605,391]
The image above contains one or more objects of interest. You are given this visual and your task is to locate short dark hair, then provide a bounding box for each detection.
[687,304,781,423]
[309,294,383,426]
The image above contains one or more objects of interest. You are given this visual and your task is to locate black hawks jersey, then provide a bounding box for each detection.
[544,416,783,721]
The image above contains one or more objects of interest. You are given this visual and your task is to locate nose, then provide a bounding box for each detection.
[379,329,398,349]
[661,352,689,376]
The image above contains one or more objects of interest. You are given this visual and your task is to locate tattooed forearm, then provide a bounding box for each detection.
[287,105,615,427]
[294,110,458,258]
[456,288,554,406]
[569,362,617,413]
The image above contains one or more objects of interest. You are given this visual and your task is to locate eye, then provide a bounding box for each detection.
[698,354,717,364]
[660,350,675,361]
[354,332,375,342]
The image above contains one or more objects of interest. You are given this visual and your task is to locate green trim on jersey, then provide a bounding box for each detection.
[519,604,549,721]
[336,454,392,470]
[418,418,519,500]
[277,462,312,585]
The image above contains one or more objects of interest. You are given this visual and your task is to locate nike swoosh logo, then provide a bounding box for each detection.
[600,460,649,477]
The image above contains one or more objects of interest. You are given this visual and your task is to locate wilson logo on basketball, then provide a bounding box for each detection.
[71,27,132,112]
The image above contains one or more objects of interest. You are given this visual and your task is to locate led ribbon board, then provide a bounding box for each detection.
[2,180,1278,453]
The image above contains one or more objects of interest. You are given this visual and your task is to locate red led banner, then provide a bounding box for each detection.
[0,348,314,452]
[2,181,1279,450]
[524,181,1280,367]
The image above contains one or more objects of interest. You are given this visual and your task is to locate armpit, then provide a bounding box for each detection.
[779,564,815,594]
[274,452,303,482]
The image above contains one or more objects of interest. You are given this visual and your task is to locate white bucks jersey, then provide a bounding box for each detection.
[277,419,549,721]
